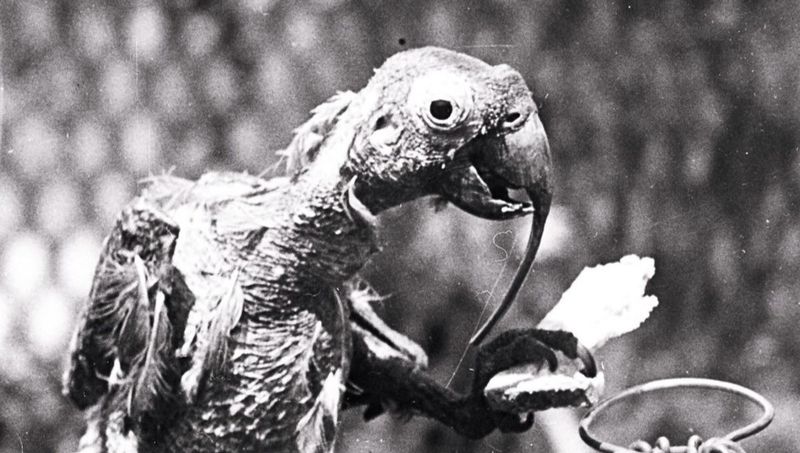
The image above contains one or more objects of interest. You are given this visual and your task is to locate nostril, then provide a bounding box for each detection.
[502,111,523,129]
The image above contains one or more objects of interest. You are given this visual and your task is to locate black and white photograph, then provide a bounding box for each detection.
[0,1,797,452]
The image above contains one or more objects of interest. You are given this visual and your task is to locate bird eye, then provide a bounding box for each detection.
[422,97,462,130]
[408,71,473,131]
[419,95,464,130]
[429,100,454,121]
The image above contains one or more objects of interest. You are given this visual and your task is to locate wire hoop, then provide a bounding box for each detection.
[579,378,774,453]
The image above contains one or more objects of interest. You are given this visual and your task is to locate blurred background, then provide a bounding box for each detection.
[1,0,800,452]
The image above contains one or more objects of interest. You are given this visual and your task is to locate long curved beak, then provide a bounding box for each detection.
[465,112,554,346]
[481,112,552,195]
[437,111,553,221]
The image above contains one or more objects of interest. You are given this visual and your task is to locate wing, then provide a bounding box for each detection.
[65,171,289,443]
[63,199,181,413]
[63,172,268,411]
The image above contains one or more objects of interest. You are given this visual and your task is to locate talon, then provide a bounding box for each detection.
[474,329,562,391]
[540,343,559,373]
[576,342,597,377]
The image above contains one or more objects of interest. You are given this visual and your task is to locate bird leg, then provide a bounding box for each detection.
[346,327,595,439]
[342,280,429,418]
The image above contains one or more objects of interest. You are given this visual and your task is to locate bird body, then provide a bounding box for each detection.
[70,170,372,452]
[65,47,562,453]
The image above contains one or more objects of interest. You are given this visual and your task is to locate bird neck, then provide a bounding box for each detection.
[271,169,378,288]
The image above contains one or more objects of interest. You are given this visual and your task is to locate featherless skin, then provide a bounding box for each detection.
[64,47,589,453]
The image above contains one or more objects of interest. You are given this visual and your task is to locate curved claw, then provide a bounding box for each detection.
[474,329,561,392]
[576,342,597,378]
[542,344,560,373]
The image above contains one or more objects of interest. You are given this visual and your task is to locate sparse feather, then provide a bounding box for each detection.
[86,262,140,355]
[181,270,244,402]
[204,269,244,378]
[295,370,342,453]
[127,291,173,420]
[282,91,356,176]
[115,256,153,370]
[64,204,179,409]
[139,174,194,205]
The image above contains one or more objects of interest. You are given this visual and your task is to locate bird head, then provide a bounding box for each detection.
[286,46,552,223]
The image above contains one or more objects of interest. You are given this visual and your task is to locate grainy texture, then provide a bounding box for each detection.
[63,48,557,452]
[5,3,800,452]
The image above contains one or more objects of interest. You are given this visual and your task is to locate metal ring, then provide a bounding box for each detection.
[579,378,774,453]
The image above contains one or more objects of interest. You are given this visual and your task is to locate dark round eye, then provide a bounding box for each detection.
[429,100,454,121]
